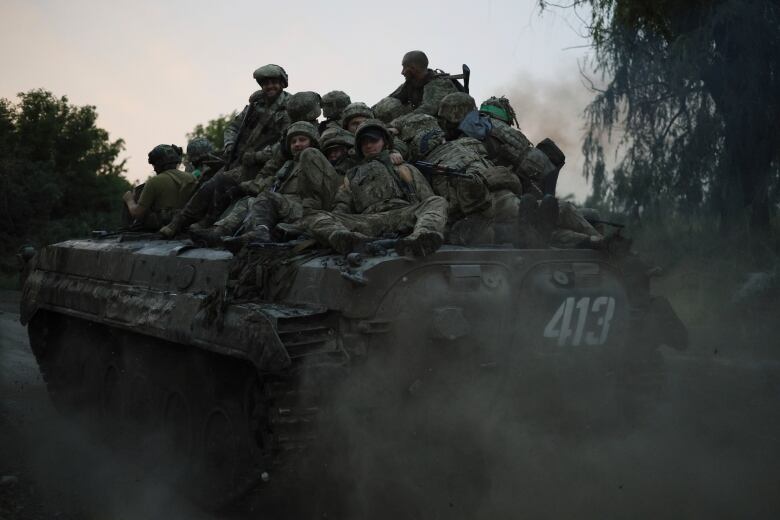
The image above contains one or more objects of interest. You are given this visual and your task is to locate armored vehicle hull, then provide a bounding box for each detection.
[20,235,685,506]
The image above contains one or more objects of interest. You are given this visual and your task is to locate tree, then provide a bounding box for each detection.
[0,89,129,271]
[186,112,236,152]
[547,0,780,233]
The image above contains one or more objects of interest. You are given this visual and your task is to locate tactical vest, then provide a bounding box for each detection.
[346,157,412,214]
[235,92,291,162]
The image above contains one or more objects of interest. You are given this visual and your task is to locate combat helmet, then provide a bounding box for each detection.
[148,144,183,168]
[354,119,393,159]
[341,102,374,128]
[186,137,214,164]
[284,121,320,151]
[287,91,322,122]
[438,92,477,124]
[321,91,351,120]
[320,126,355,151]
[253,64,289,87]
[372,97,411,124]
[390,113,440,143]
[479,96,518,127]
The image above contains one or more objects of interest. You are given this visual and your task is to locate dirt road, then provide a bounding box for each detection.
[1,290,779,518]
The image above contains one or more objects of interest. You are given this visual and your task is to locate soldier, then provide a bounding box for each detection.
[320,126,357,175]
[319,90,351,132]
[240,91,322,196]
[122,144,196,230]
[372,96,411,125]
[305,119,448,256]
[192,121,321,248]
[404,116,495,245]
[388,50,459,116]
[160,64,291,238]
[185,137,218,182]
[341,102,374,134]
[440,93,607,248]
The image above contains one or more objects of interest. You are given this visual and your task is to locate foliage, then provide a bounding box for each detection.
[0,89,129,278]
[186,112,236,152]
[543,0,780,234]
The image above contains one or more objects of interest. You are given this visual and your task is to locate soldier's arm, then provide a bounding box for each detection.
[401,163,435,199]
[126,178,161,219]
[223,105,249,153]
[413,78,458,116]
[332,178,355,214]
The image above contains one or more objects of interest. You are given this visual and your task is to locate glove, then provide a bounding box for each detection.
[223,142,234,158]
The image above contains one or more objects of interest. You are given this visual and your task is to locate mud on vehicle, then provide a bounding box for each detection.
[19,234,687,507]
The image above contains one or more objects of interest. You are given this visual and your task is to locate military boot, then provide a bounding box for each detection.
[159,212,185,238]
[396,231,444,257]
[329,230,371,255]
[222,225,273,254]
[516,194,544,248]
[189,227,228,248]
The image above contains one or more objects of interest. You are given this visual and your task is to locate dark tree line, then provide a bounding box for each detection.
[0,89,130,273]
[546,0,780,233]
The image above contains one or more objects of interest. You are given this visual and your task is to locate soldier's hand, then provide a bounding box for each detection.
[223,142,234,157]
[122,190,134,203]
[242,151,256,167]
[389,151,404,165]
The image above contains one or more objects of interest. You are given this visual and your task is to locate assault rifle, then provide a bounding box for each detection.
[413,161,474,181]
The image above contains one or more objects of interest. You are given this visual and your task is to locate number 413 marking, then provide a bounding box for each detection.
[543,296,616,346]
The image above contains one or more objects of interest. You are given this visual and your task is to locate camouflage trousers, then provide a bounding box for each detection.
[298,148,343,212]
[490,191,602,247]
[214,192,303,236]
[551,202,602,248]
[305,196,448,248]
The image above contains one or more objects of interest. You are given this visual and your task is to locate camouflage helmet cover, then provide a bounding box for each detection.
[340,102,374,128]
[186,137,214,163]
[321,90,351,119]
[372,96,411,124]
[284,120,320,150]
[320,126,355,150]
[479,96,517,125]
[148,144,183,166]
[438,92,477,124]
[253,64,289,88]
[354,119,393,158]
[287,91,322,122]
[390,113,440,143]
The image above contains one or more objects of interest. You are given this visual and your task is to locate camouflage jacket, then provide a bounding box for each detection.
[389,69,458,116]
[335,151,433,214]
[223,91,291,167]
[420,136,493,220]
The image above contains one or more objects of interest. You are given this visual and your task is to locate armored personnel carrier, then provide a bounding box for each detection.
[19,234,686,506]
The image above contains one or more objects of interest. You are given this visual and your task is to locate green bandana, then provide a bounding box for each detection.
[479,103,510,123]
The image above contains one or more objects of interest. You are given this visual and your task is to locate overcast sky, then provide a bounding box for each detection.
[0,0,597,199]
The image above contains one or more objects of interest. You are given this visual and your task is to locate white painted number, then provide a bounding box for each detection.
[543,296,616,346]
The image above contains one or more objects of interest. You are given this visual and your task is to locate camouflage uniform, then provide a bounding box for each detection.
[160,65,291,237]
[408,126,494,245]
[341,102,374,133]
[389,69,459,116]
[212,121,321,239]
[319,90,351,132]
[305,120,447,256]
[240,91,322,196]
[372,96,411,124]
